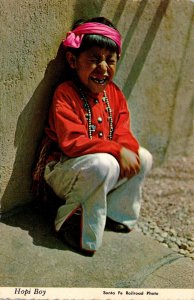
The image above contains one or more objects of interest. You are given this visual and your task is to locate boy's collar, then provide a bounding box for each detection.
[73,78,104,100]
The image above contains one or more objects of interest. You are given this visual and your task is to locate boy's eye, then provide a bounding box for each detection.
[89,59,99,64]
[107,59,116,64]
[89,58,116,65]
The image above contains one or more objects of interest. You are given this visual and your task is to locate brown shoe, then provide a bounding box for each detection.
[106,217,131,233]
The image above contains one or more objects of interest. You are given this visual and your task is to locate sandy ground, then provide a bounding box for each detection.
[139,155,194,258]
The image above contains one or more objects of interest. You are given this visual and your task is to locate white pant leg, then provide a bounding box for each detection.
[44,153,120,251]
[107,147,153,228]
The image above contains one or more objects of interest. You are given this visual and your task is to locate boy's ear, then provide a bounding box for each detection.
[66,51,77,69]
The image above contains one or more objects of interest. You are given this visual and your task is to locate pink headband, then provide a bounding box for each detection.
[63,22,122,53]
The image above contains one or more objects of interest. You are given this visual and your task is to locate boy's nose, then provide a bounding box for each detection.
[97,61,108,73]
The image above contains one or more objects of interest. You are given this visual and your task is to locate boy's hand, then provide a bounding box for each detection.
[120,147,140,178]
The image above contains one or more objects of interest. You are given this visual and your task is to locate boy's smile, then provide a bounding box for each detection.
[67,46,117,94]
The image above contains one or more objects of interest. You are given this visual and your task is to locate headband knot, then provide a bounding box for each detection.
[65,31,84,48]
[63,22,122,53]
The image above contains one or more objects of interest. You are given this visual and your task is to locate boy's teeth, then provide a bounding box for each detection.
[92,77,106,84]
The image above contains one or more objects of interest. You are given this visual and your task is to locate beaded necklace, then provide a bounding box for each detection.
[79,88,113,140]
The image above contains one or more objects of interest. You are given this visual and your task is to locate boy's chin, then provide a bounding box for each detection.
[87,82,108,94]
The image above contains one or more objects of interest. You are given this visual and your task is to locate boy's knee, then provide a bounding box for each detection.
[139,147,153,175]
[91,153,120,178]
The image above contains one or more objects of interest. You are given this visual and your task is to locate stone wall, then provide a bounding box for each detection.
[1,0,194,212]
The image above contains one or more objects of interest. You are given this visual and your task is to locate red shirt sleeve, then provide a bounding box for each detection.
[110,83,139,153]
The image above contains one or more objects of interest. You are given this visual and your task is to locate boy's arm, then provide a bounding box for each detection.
[110,85,140,177]
[112,89,139,153]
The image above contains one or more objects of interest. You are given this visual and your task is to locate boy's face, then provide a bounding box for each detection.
[67,46,118,94]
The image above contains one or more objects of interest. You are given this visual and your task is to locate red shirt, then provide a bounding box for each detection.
[45,80,139,164]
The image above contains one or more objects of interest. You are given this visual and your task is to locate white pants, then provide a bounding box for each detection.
[44,147,152,251]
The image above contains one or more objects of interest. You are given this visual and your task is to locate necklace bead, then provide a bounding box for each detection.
[79,88,113,140]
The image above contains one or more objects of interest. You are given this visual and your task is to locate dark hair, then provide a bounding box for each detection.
[68,17,120,58]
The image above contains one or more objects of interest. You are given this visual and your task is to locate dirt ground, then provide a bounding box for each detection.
[141,155,194,241]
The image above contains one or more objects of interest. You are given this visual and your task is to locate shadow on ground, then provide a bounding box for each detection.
[1,203,68,252]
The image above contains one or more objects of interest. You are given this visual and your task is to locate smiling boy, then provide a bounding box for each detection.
[33,17,152,256]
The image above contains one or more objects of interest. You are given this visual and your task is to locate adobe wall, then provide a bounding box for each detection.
[1,0,194,212]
